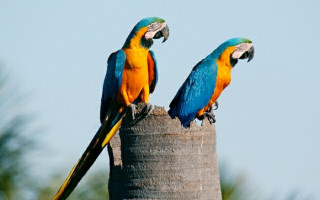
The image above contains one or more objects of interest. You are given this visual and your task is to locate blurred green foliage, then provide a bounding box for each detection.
[219,163,251,200]
[0,120,33,200]
[0,68,34,200]
[36,170,109,200]
[0,66,110,199]
[219,163,313,200]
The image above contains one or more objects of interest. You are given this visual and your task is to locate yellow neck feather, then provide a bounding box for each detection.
[217,46,236,69]
[127,27,148,49]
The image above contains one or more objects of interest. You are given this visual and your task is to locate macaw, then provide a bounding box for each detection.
[53,17,169,200]
[168,38,254,127]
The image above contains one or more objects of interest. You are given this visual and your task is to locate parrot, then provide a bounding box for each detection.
[53,17,169,200]
[168,37,254,127]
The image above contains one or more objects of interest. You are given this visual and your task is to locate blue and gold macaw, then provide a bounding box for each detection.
[53,17,169,200]
[168,38,254,127]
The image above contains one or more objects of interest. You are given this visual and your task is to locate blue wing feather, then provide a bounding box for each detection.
[169,57,217,127]
[100,50,126,122]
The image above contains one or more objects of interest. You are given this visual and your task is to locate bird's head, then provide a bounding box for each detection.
[123,17,169,49]
[213,37,254,67]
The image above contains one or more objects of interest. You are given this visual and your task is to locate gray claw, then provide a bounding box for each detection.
[142,103,153,116]
[213,101,219,110]
[128,104,137,120]
[203,112,216,124]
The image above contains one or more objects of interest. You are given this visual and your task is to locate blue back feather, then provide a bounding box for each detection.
[169,57,217,127]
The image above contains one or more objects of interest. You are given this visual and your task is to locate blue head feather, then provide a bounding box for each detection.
[208,37,252,59]
[123,17,165,48]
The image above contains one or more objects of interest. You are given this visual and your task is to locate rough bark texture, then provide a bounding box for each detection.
[108,103,221,200]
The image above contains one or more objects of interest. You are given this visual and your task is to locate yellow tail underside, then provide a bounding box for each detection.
[101,117,123,148]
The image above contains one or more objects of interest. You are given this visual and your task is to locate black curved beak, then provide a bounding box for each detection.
[153,24,169,43]
[239,46,255,62]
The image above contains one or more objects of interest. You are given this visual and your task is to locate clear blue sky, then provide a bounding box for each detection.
[1,0,319,199]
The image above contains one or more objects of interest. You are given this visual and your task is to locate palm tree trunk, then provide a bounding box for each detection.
[108,103,222,200]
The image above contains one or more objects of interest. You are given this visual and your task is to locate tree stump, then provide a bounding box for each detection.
[108,103,222,200]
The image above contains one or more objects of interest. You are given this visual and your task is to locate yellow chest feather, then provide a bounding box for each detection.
[211,47,235,102]
[119,28,150,104]
[197,46,235,116]
[123,27,149,69]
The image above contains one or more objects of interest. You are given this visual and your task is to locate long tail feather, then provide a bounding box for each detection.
[53,105,126,200]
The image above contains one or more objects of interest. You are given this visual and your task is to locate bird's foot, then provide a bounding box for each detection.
[203,112,216,124]
[128,104,138,120]
[141,103,153,116]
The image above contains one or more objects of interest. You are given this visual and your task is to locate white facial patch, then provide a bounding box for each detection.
[232,43,253,59]
[145,22,167,40]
